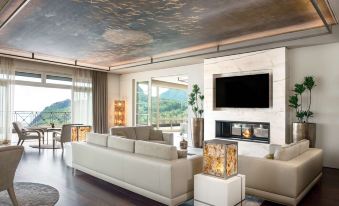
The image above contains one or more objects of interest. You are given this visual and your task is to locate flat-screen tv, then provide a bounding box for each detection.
[215,73,270,108]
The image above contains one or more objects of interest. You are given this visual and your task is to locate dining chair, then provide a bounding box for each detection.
[0,146,24,206]
[53,124,75,151]
[12,122,42,149]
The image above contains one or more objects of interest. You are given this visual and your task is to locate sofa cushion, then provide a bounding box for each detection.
[86,133,108,147]
[107,135,135,153]
[149,129,163,141]
[149,140,167,144]
[111,127,137,139]
[135,126,152,141]
[298,139,310,155]
[274,143,299,161]
[135,141,178,160]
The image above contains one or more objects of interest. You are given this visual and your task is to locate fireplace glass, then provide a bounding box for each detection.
[216,121,270,143]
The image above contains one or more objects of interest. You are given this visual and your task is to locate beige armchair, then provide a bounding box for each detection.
[53,124,85,151]
[12,122,42,149]
[53,124,72,151]
[0,146,24,206]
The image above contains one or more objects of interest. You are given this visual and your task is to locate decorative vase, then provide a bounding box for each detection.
[191,118,204,148]
[292,122,316,147]
[180,138,188,150]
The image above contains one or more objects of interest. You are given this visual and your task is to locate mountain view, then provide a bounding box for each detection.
[30,99,71,126]
[137,85,188,126]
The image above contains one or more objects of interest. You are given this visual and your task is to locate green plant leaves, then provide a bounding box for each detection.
[303,76,316,91]
[289,76,316,123]
[293,83,306,95]
[188,84,204,118]
[288,95,299,109]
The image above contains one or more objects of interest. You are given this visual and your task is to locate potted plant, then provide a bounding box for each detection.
[188,84,204,148]
[289,76,317,147]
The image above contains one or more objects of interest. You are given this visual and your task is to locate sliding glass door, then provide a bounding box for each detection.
[151,80,188,132]
[135,77,188,133]
[135,81,150,126]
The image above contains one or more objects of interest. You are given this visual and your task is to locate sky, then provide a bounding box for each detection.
[14,85,71,111]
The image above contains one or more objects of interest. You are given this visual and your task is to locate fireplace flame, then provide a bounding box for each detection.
[242,129,253,138]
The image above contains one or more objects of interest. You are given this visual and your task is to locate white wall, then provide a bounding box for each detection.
[109,42,339,168]
[204,48,288,157]
[119,63,204,130]
[288,42,339,169]
[107,73,121,128]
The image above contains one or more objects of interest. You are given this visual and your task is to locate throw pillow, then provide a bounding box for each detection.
[150,130,163,141]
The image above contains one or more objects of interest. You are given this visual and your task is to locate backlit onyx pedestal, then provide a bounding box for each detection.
[203,139,238,179]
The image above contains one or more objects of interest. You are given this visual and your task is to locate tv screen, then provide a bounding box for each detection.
[215,73,270,108]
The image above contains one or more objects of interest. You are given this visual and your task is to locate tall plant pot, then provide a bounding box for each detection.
[191,118,204,148]
[292,122,316,147]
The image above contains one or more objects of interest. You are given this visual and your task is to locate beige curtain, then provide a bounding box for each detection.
[92,71,108,133]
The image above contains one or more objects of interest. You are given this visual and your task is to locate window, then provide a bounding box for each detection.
[136,81,149,125]
[13,85,71,127]
[15,71,41,82]
[46,75,72,86]
[151,85,188,131]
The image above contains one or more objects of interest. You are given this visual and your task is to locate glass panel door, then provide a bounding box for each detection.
[136,81,150,125]
[151,80,188,132]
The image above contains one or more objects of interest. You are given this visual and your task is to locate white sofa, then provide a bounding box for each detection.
[239,140,323,206]
[72,133,202,206]
[110,126,174,145]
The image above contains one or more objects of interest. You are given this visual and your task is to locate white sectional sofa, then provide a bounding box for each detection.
[110,126,174,145]
[72,133,202,206]
[238,140,323,206]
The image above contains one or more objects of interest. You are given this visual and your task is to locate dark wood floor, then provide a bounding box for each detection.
[14,145,339,206]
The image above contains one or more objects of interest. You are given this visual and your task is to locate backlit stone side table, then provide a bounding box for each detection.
[194,174,245,206]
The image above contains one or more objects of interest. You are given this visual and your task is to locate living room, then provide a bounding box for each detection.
[1,0,339,206]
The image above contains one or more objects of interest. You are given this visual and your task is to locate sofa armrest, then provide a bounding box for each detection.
[239,148,323,198]
[163,132,174,145]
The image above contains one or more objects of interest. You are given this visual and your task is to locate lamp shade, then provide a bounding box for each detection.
[203,139,238,179]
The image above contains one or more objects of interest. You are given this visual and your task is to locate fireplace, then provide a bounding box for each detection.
[216,121,270,144]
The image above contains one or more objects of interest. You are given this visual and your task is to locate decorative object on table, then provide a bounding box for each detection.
[114,100,126,126]
[0,182,59,206]
[0,146,24,206]
[203,139,238,179]
[289,76,317,147]
[177,150,188,158]
[50,122,55,128]
[180,140,188,150]
[188,84,204,148]
[180,136,188,150]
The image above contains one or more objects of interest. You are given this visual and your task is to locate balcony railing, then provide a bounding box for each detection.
[12,111,71,127]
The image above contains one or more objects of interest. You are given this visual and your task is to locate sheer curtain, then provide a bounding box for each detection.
[72,68,93,125]
[0,57,14,144]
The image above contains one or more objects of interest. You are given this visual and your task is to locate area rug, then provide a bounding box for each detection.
[0,182,59,206]
[29,144,61,149]
[180,196,264,206]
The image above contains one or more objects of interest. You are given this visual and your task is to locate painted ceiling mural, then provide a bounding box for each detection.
[0,0,335,67]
